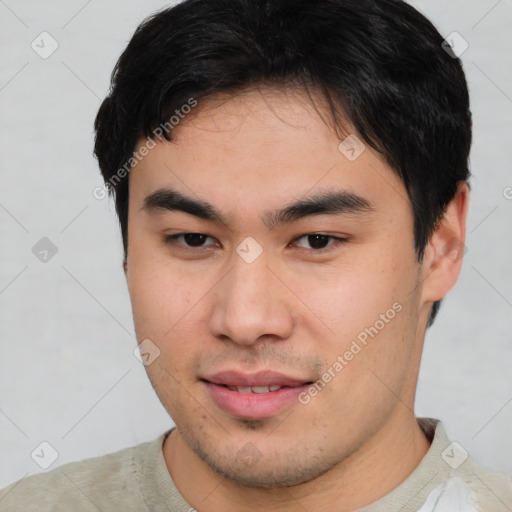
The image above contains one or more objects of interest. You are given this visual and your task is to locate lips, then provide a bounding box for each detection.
[203,370,309,388]
[201,370,313,420]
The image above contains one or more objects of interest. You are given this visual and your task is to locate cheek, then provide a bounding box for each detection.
[127,255,195,340]
[291,252,414,340]
[126,249,221,383]
[288,251,419,406]
[127,260,204,402]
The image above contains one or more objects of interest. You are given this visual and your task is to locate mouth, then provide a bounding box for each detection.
[200,370,314,420]
[218,384,294,393]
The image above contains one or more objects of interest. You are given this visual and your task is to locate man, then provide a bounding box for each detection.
[1,0,511,510]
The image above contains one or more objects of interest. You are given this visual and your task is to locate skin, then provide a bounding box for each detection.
[125,86,469,512]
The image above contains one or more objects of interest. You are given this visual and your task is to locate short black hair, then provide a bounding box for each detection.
[94,0,471,326]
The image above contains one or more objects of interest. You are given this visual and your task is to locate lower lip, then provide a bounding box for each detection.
[204,382,310,420]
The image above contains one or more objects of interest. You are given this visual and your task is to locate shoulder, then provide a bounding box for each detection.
[429,419,512,509]
[0,436,160,512]
[378,418,512,512]
[458,456,512,511]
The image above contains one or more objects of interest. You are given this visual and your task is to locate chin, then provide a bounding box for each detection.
[207,455,337,488]
[185,430,340,488]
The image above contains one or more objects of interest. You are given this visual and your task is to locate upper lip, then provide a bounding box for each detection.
[202,370,312,388]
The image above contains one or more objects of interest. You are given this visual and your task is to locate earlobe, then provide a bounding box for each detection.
[420,181,470,303]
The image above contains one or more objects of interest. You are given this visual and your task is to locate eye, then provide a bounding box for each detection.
[164,232,347,254]
[291,234,347,253]
[164,233,218,249]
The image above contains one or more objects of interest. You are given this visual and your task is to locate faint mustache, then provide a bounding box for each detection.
[199,345,324,374]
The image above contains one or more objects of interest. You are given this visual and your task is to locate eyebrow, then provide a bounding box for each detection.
[142,187,374,230]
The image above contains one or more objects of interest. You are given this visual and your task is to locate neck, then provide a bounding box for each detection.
[163,410,431,512]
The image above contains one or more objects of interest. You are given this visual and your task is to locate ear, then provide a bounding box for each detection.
[420,181,470,305]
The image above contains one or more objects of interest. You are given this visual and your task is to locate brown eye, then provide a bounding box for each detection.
[293,234,346,252]
[164,233,217,249]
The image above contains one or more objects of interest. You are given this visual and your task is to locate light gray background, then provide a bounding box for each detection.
[0,0,511,489]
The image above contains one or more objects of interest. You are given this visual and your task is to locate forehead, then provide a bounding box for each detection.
[169,86,344,156]
[128,87,411,228]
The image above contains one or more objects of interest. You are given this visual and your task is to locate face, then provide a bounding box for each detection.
[125,87,428,487]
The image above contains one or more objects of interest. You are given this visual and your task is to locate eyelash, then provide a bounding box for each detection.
[163,233,348,254]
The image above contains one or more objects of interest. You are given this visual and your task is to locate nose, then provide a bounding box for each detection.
[209,250,295,346]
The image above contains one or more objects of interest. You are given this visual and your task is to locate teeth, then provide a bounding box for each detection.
[225,385,283,393]
[251,385,271,394]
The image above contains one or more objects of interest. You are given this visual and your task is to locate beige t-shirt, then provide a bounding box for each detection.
[0,418,511,511]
